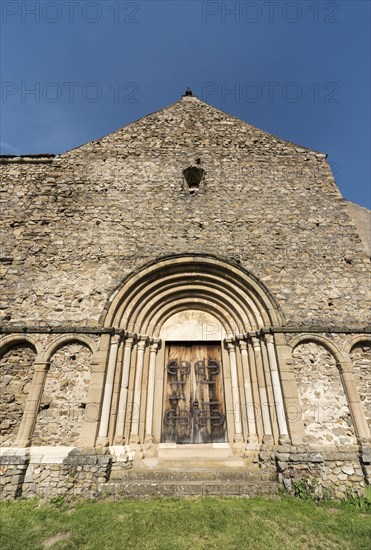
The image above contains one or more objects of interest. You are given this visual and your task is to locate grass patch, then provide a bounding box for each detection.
[0,496,370,550]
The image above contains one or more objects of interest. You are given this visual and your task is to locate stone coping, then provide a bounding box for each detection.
[0,445,133,464]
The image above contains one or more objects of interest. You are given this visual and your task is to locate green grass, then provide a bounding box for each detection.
[0,496,370,550]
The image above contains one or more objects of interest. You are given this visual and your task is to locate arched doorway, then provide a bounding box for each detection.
[86,255,290,451]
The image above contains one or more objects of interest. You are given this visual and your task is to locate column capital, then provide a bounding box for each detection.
[225,336,238,345]
[137,339,147,352]
[338,361,353,374]
[123,336,135,349]
[225,339,236,354]
[33,361,50,373]
[239,341,248,352]
[149,340,160,353]
[111,334,121,345]
[251,336,261,350]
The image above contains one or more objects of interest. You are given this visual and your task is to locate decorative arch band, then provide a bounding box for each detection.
[102,255,283,336]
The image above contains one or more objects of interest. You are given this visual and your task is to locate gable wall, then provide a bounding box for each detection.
[0,97,369,328]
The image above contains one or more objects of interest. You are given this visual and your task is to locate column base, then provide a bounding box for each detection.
[113,436,125,445]
[245,435,259,450]
[232,434,245,452]
[13,438,31,448]
[95,436,110,447]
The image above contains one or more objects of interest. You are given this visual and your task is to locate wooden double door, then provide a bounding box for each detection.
[161,343,227,444]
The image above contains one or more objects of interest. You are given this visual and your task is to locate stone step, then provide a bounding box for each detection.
[132,455,259,471]
[109,468,271,482]
[98,479,280,498]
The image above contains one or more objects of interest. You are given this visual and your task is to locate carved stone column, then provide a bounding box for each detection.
[247,339,263,440]
[226,340,243,438]
[96,334,120,446]
[114,336,134,444]
[15,361,49,447]
[239,340,257,444]
[130,339,147,442]
[252,337,272,441]
[145,340,160,441]
[266,334,289,442]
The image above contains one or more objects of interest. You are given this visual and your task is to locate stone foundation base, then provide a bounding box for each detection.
[270,444,371,499]
[1,444,370,500]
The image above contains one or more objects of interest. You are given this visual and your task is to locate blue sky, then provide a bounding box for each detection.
[1,0,370,208]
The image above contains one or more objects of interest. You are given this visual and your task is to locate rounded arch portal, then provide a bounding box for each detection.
[93,255,290,449]
[103,255,283,336]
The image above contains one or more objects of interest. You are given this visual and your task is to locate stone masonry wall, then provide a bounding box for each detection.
[351,343,371,426]
[275,445,368,499]
[0,345,36,445]
[0,449,111,500]
[292,342,356,446]
[0,97,369,330]
[32,343,92,446]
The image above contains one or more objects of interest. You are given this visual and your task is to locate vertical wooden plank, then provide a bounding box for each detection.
[208,343,227,443]
[139,346,149,444]
[153,343,165,443]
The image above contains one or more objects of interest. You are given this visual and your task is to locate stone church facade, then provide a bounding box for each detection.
[0,92,370,499]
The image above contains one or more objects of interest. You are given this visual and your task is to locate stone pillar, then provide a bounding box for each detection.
[130,339,147,441]
[252,337,272,440]
[96,334,120,446]
[247,339,263,441]
[239,340,257,444]
[226,341,243,438]
[266,335,289,442]
[273,332,305,444]
[340,361,371,442]
[145,340,160,440]
[78,334,110,447]
[114,336,134,444]
[15,361,49,447]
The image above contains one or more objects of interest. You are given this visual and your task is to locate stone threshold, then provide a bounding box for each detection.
[157,442,231,459]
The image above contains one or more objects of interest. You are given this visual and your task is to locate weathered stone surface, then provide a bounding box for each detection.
[346,201,371,256]
[32,344,92,446]
[351,344,371,426]
[342,465,355,475]
[0,345,36,445]
[293,343,356,446]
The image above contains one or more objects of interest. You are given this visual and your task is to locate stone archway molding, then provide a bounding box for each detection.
[41,334,97,363]
[344,335,371,355]
[289,333,347,364]
[0,334,43,359]
[102,254,284,334]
